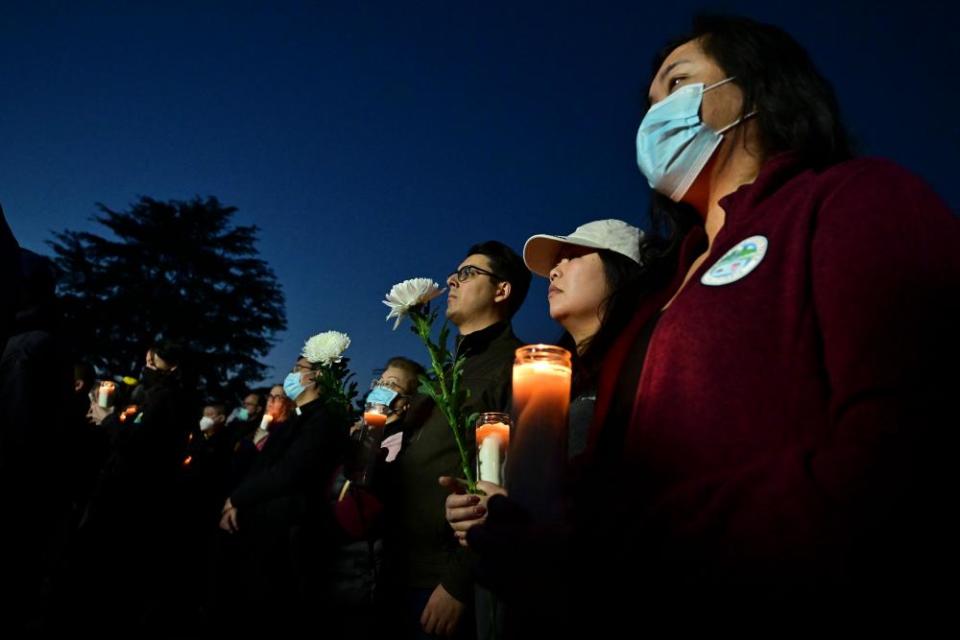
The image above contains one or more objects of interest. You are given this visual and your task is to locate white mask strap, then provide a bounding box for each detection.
[717,109,758,135]
[703,76,736,93]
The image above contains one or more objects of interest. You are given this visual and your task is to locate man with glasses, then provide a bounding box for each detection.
[381,241,531,639]
[218,343,352,635]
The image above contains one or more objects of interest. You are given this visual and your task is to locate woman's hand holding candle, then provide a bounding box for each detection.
[439,476,508,547]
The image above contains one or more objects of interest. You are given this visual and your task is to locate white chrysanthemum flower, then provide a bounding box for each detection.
[301,330,351,366]
[383,278,445,330]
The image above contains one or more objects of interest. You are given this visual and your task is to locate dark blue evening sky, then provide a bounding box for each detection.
[3,0,957,388]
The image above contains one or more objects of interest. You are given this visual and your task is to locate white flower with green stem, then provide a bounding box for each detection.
[301,331,358,424]
[383,278,480,493]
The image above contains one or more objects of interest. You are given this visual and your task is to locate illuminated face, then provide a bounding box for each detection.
[445,254,503,328]
[547,248,610,341]
[267,384,292,421]
[375,364,418,416]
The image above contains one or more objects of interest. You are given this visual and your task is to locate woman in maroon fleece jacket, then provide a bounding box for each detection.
[470,14,959,631]
[582,14,959,621]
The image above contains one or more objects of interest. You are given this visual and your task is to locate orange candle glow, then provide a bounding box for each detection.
[363,411,388,429]
[507,345,571,522]
[119,405,138,423]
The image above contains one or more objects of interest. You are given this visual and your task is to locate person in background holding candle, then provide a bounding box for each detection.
[381,241,530,639]
[72,341,198,634]
[251,384,294,451]
[350,356,424,457]
[329,356,425,640]
[579,14,958,628]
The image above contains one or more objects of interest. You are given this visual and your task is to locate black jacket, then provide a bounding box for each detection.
[231,396,349,528]
[385,321,521,603]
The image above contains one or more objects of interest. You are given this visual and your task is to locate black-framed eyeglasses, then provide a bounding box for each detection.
[447,264,503,284]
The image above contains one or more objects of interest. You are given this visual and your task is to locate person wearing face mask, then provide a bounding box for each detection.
[326,356,425,640]
[347,357,425,478]
[567,14,959,627]
[228,391,265,442]
[198,403,228,437]
[183,403,232,502]
[68,340,198,634]
[216,332,353,636]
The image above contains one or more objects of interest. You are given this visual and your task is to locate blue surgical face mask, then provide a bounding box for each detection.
[635,77,753,201]
[237,408,250,422]
[283,371,308,401]
[366,385,399,409]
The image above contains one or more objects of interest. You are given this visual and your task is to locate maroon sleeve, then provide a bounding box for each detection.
[644,161,960,588]
[808,160,960,507]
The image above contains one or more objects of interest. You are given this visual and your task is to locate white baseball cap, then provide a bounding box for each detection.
[523,219,644,277]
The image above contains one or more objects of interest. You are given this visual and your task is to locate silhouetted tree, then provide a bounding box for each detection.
[48,196,286,400]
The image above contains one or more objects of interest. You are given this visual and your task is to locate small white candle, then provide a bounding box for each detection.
[259,414,273,431]
[478,434,504,485]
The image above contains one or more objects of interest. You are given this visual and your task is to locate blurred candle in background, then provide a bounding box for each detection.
[97,381,116,409]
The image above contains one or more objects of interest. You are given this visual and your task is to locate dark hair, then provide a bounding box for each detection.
[74,361,96,394]
[244,391,264,406]
[645,15,854,286]
[560,249,646,396]
[653,14,853,168]
[153,340,186,368]
[147,340,190,388]
[466,240,532,319]
[204,402,228,417]
[383,356,427,395]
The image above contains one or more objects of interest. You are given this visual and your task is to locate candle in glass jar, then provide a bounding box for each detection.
[98,381,117,409]
[363,411,388,429]
[476,415,511,485]
[357,403,390,486]
[507,345,571,522]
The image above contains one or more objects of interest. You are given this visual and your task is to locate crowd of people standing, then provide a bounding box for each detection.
[2,13,958,638]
